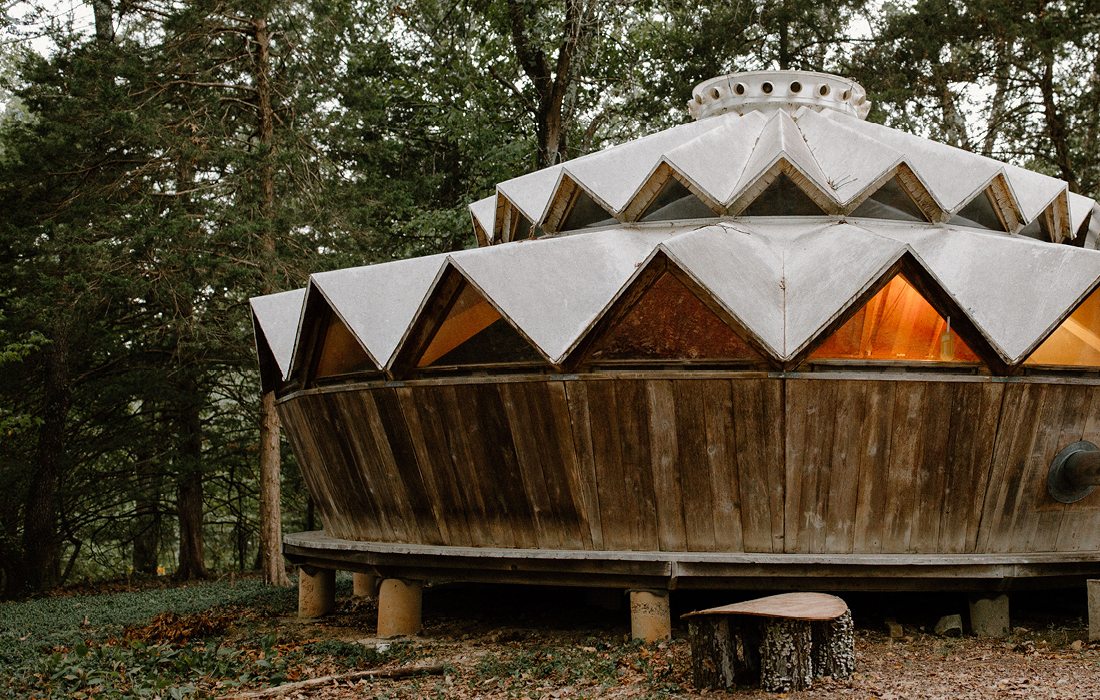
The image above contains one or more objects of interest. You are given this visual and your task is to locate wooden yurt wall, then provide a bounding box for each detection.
[278,374,1100,556]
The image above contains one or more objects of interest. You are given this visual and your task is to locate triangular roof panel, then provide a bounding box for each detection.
[310,252,456,369]
[781,222,909,358]
[662,111,767,206]
[860,222,1100,363]
[795,107,901,207]
[469,194,497,244]
[250,288,306,381]
[1002,164,1065,225]
[1069,191,1096,236]
[495,164,564,225]
[562,117,725,213]
[453,227,669,363]
[825,111,1001,214]
[659,222,786,357]
[733,110,834,203]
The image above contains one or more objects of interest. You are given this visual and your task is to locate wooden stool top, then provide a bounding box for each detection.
[682,592,849,621]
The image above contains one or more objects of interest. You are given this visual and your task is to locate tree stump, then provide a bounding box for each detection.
[683,592,855,692]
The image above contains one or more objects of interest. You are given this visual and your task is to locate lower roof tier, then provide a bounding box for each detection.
[252,218,1100,389]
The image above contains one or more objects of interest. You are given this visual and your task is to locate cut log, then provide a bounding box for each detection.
[683,592,854,692]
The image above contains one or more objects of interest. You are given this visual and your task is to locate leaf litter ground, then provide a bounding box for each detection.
[2,577,1099,698]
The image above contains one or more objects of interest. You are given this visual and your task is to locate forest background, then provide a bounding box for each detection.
[0,0,1097,597]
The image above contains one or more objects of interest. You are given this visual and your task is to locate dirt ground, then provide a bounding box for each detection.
[256,584,1100,699]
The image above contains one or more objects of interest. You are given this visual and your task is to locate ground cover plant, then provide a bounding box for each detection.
[0,575,420,698]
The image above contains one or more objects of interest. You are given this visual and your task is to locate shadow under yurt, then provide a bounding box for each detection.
[250,70,1100,639]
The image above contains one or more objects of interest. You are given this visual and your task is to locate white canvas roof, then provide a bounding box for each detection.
[250,288,306,380]
[277,219,1099,376]
[269,70,1100,383]
[471,71,1094,242]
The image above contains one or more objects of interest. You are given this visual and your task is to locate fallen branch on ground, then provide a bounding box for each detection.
[224,663,447,698]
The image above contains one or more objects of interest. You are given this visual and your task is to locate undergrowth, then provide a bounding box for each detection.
[0,575,400,698]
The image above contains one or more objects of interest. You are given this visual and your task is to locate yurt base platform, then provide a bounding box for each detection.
[283,531,1100,592]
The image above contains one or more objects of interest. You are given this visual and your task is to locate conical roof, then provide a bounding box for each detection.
[260,70,1100,383]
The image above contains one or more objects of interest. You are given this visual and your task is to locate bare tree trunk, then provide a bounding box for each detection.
[936,74,971,150]
[506,0,596,168]
[253,16,290,587]
[259,390,287,583]
[90,0,114,44]
[982,41,1011,157]
[174,380,207,580]
[132,431,162,575]
[1040,51,1078,190]
[21,328,71,592]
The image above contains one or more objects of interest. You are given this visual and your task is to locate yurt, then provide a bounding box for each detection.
[251,70,1100,637]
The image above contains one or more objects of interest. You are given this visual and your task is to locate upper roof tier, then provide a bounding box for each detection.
[468,71,1099,249]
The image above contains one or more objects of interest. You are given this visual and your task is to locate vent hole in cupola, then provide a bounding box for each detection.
[762,81,773,94]
[735,82,746,95]
[819,84,830,96]
[790,81,802,93]
[709,87,721,100]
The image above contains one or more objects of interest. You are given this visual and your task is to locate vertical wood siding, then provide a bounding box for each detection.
[277,376,1100,555]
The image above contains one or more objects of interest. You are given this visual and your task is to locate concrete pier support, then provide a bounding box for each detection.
[352,572,378,599]
[630,589,671,642]
[1089,580,1100,642]
[377,578,423,637]
[297,566,336,619]
[969,594,1009,638]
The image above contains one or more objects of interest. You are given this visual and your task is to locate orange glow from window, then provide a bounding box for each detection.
[314,315,374,378]
[418,285,501,367]
[589,271,762,362]
[1024,287,1100,368]
[809,274,980,363]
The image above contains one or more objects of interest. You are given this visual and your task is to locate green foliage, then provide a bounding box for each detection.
[0,578,300,696]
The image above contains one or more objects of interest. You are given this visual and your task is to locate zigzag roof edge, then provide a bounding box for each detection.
[250,288,307,380]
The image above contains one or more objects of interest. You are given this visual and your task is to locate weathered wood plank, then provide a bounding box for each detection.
[543,381,595,549]
[563,381,605,549]
[910,382,953,553]
[977,383,1036,553]
[733,379,785,553]
[497,382,564,549]
[514,381,586,549]
[312,393,395,541]
[436,385,516,549]
[615,380,660,550]
[584,380,633,550]
[701,380,744,552]
[465,383,538,549]
[938,383,1001,554]
[852,381,895,553]
[369,388,446,545]
[675,381,718,551]
[278,398,347,535]
[823,382,866,554]
[881,383,926,552]
[395,386,472,545]
[646,380,688,551]
[332,391,410,542]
